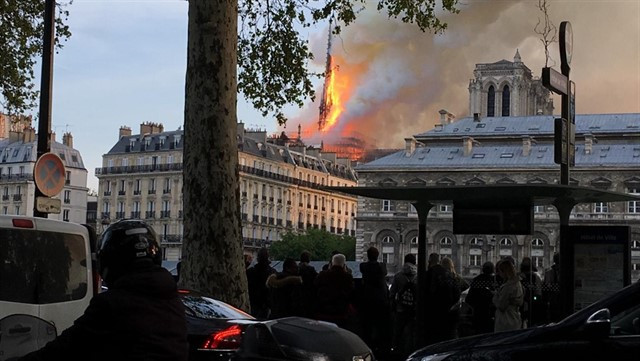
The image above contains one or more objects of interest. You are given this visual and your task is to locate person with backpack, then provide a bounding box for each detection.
[389,253,417,359]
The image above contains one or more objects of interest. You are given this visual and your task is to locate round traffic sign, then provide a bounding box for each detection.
[34,153,66,197]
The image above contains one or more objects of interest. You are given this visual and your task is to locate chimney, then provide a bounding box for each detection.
[8,130,20,142]
[405,137,416,157]
[473,113,481,122]
[522,135,532,156]
[439,109,456,125]
[119,126,132,138]
[463,136,474,156]
[584,133,595,155]
[23,127,36,143]
[62,132,73,148]
[140,122,152,135]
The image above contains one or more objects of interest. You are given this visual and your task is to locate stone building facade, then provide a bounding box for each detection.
[355,55,640,282]
[0,114,88,222]
[96,123,358,261]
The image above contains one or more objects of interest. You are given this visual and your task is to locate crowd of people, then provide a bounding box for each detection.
[245,247,561,361]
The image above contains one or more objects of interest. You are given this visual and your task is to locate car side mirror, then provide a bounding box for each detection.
[584,308,611,339]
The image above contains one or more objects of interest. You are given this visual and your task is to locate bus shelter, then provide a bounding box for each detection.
[326,183,640,343]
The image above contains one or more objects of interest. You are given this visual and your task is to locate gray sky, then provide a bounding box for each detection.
[35,0,639,191]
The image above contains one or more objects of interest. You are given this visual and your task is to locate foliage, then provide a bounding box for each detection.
[238,0,459,125]
[268,228,356,262]
[0,0,72,114]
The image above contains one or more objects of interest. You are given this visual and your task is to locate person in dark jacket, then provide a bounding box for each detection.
[465,261,497,335]
[359,246,391,357]
[423,253,461,345]
[246,247,276,319]
[20,220,188,361]
[298,250,318,317]
[389,253,418,359]
[315,253,355,330]
[266,257,303,318]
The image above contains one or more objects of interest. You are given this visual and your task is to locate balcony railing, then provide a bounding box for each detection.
[131,211,141,219]
[160,210,171,218]
[148,189,156,195]
[118,191,126,196]
[145,211,156,219]
[161,235,182,243]
[13,194,22,202]
[241,213,248,221]
[268,217,274,225]
[115,212,125,219]
[253,215,259,222]
[95,163,184,175]
[2,195,8,201]
[286,220,292,227]
[298,222,304,229]
[0,173,33,181]
[261,216,267,224]
[237,164,354,188]
[64,198,70,204]
[163,189,171,194]
[103,191,112,196]
[133,190,141,195]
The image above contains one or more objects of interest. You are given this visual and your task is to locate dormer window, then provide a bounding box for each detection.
[174,135,181,147]
[130,138,136,148]
[144,137,151,148]
[159,136,166,147]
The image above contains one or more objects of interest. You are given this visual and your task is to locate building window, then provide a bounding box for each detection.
[63,209,69,222]
[502,84,510,116]
[440,236,453,245]
[487,85,495,117]
[534,205,545,213]
[14,205,19,215]
[500,238,513,246]
[532,257,544,269]
[469,255,482,267]
[410,236,418,244]
[532,238,544,247]
[631,240,639,249]
[594,202,609,213]
[382,200,392,212]
[628,188,640,213]
[2,206,7,214]
[382,251,394,265]
[470,237,482,246]
[65,171,71,185]
[382,236,394,243]
[64,190,71,204]
[439,204,452,213]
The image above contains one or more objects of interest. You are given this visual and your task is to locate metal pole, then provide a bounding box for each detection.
[413,201,432,348]
[34,0,56,218]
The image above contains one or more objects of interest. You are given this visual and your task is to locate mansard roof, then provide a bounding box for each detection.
[415,113,640,139]
[0,139,85,169]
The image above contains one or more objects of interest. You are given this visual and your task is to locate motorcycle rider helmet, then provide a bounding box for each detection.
[98,219,161,284]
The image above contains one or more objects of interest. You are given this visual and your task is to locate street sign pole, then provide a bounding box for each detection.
[559,21,573,186]
[34,0,56,218]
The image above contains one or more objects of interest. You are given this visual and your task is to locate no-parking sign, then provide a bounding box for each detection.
[34,153,66,197]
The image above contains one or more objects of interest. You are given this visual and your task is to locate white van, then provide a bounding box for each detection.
[0,215,98,334]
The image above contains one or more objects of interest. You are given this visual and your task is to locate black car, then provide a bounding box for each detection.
[408,281,640,361]
[233,317,375,361]
[179,289,257,360]
[180,290,375,361]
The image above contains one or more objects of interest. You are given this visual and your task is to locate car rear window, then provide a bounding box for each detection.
[181,295,252,320]
[0,229,88,304]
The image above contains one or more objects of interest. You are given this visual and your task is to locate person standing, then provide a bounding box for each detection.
[466,261,497,334]
[315,254,355,330]
[519,257,543,327]
[266,257,303,319]
[543,253,561,323]
[493,260,524,332]
[246,247,276,319]
[423,253,461,345]
[440,257,468,338]
[359,246,391,358]
[298,250,318,318]
[389,253,417,359]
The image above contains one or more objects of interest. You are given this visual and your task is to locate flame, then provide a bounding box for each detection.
[322,60,348,133]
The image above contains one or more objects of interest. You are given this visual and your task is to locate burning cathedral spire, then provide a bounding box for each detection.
[318,19,334,132]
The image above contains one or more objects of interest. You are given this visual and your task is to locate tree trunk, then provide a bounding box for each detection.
[180,0,249,311]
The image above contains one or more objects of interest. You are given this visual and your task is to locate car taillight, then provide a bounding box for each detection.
[12,219,34,228]
[201,325,243,350]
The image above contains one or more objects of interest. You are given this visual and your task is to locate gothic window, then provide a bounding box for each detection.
[531,238,544,247]
[500,238,513,246]
[382,236,394,243]
[470,237,482,246]
[487,85,495,117]
[440,236,453,245]
[502,85,510,116]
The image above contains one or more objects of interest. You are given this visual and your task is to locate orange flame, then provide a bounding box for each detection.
[322,62,348,133]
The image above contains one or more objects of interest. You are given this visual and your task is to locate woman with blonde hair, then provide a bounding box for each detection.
[493,260,524,332]
[441,257,469,292]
